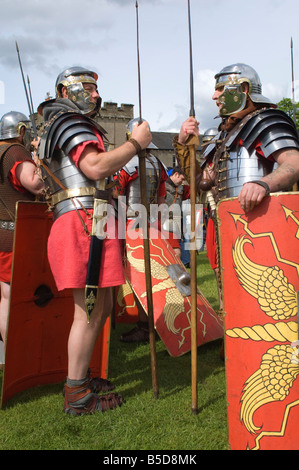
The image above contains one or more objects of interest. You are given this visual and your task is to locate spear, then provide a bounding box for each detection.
[291,37,296,125]
[135,1,159,399]
[186,0,199,415]
[291,38,298,191]
[27,74,36,126]
[15,41,38,139]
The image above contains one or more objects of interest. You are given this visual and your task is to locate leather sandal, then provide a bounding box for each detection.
[120,321,149,343]
[64,381,123,416]
[87,369,115,393]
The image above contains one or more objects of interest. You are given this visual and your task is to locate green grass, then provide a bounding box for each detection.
[0,252,228,450]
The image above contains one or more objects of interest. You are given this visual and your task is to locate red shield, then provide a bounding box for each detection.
[114,281,139,324]
[1,201,109,407]
[124,221,223,357]
[218,193,299,450]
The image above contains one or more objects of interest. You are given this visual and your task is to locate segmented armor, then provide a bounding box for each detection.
[119,153,164,218]
[203,108,299,200]
[39,110,107,220]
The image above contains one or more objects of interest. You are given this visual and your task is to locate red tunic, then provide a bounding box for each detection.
[116,163,167,199]
[47,137,125,291]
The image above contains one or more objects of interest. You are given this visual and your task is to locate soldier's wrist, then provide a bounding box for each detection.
[247,180,270,196]
[173,135,187,149]
[128,138,142,154]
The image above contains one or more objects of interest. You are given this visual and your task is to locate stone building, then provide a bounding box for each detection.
[95,101,134,149]
[95,102,202,169]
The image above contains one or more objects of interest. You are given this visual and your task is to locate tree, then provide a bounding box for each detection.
[276,97,299,128]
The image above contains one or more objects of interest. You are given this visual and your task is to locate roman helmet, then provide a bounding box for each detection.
[55,66,102,115]
[0,111,32,148]
[126,118,157,149]
[214,63,275,116]
[202,127,218,143]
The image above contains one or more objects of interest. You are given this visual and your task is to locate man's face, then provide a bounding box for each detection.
[82,83,100,105]
[171,172,185,186]
[212,85,225,114]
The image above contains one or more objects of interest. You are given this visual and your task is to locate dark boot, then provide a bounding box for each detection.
[120,321,149,343]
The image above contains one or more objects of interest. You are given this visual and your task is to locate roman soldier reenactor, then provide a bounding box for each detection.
[37,66,151,415]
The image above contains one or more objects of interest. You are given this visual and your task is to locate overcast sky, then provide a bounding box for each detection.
[1,0,299,134]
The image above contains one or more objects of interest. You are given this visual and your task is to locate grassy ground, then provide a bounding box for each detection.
[0,252,228,451]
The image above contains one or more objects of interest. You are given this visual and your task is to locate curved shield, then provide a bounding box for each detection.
[1,201,109,407]
[114,281,139,324]
[218,193,299,450]
[124,221,223,357]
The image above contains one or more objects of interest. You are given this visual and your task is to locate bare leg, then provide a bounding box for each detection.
[67,286,112,380]
[0,282,10,343]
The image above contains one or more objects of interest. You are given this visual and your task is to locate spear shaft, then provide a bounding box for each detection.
[15,41,37,138]
[291,37,296,125]
[186,0,199,415]
[135,1,159,399]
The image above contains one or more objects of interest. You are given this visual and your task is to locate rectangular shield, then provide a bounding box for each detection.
[124,221,223,357]
[217,193,299,450]
[1,201,110,407]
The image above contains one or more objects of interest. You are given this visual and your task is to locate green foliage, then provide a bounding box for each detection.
[276,97,299,128]
[0,252,228,451]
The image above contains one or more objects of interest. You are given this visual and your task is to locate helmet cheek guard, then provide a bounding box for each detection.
[66,82,101,115]
[218,84,247,116]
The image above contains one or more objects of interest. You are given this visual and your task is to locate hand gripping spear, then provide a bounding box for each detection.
[186,0,200,415]
[135,1,158,399]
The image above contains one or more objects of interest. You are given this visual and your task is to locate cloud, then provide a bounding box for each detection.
[262,82,287,104]
[194,69,218,132]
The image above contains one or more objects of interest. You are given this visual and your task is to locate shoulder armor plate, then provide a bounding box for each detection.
[39,111,106,161]
[230,109,299,157]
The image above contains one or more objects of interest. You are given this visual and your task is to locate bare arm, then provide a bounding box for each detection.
[79,121,152,180]
[239,148,299,212]
[15,161,45,195]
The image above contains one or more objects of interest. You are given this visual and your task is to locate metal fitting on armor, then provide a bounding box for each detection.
[214,63,274,116]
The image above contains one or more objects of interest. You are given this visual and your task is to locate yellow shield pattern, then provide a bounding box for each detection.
[218,193,299,450]
[123,221,224,357]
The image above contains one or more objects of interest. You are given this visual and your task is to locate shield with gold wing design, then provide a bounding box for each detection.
[217,193,299,450]
[1,201,110,407]
[114,281,139,324]
[124,220,223,357]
